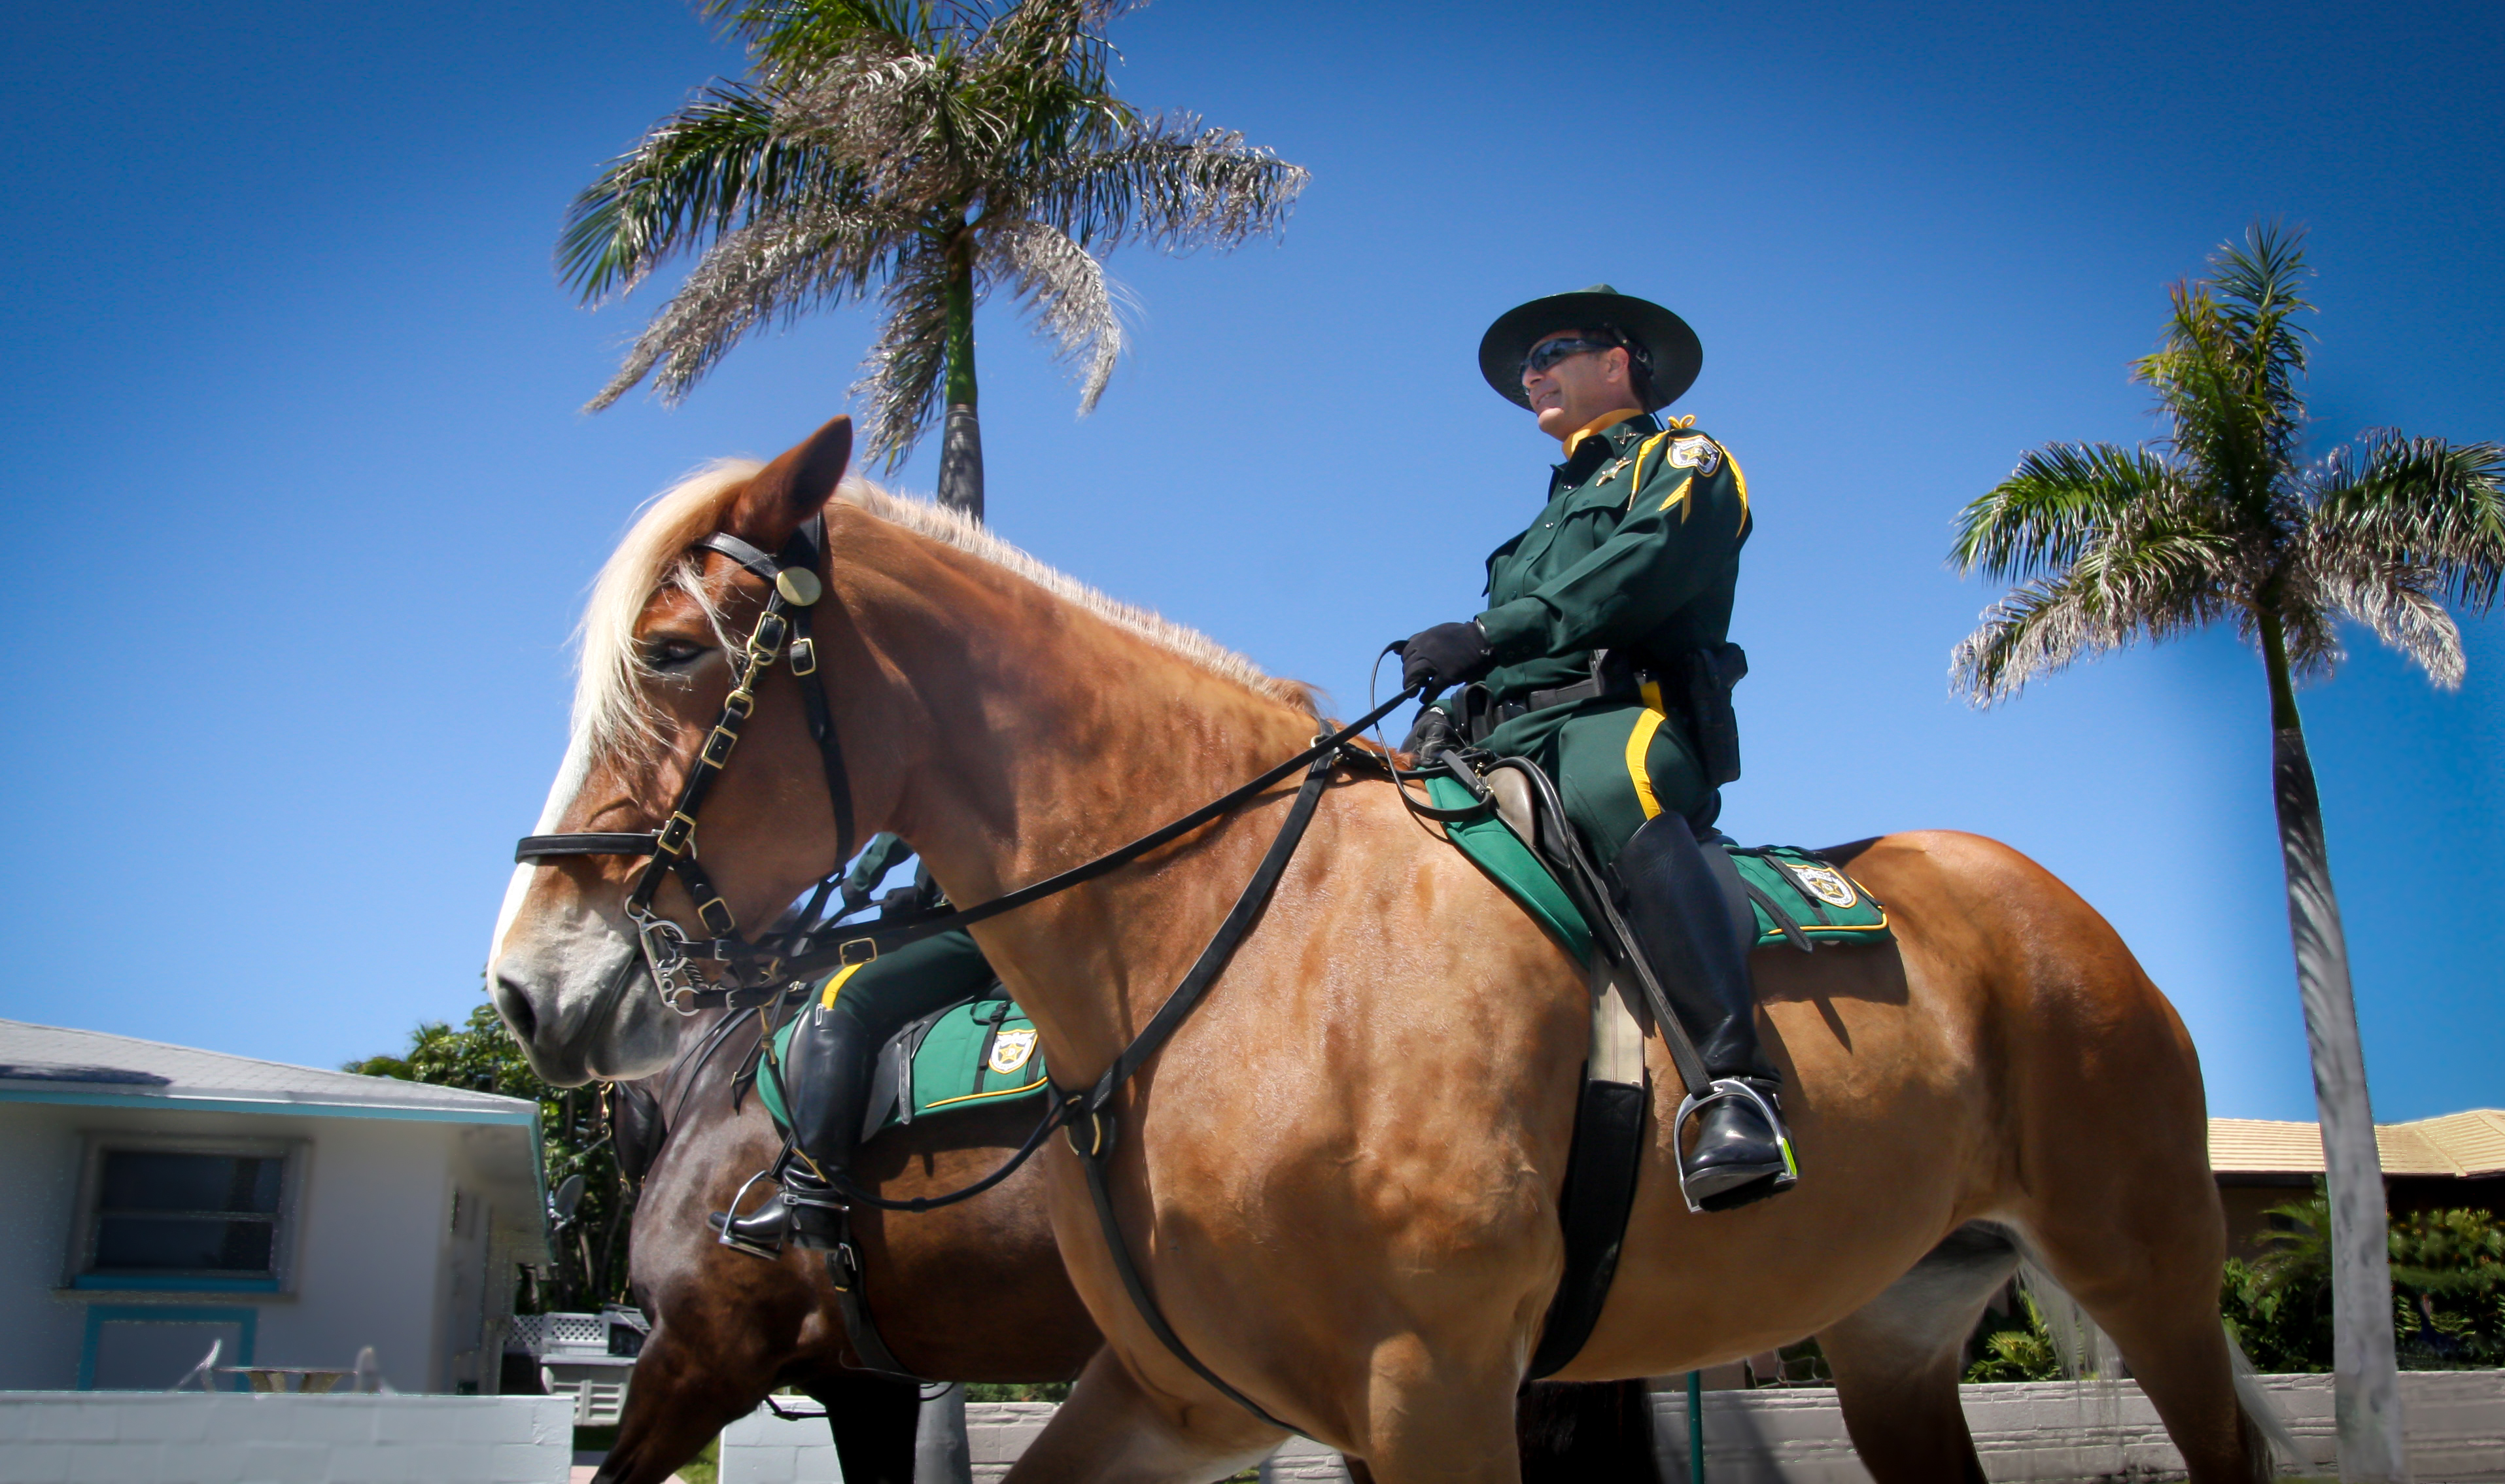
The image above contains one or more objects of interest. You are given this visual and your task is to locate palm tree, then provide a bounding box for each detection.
[562,0,1307,520]
[1948,222,2505,1483]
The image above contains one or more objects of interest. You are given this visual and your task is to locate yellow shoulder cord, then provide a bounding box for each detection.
[1627,431,1674,509]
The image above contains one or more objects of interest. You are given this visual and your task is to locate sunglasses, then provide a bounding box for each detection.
[1522,335,1622,376]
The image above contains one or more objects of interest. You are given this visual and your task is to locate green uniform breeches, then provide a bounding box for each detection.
[1480,698,1714,867]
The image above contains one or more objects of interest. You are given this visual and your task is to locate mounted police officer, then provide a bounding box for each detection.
[1395,285,1796,1211]
[716,833,999,1250]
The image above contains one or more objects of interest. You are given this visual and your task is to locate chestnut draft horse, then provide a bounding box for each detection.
[596,1006,1666,1484]
[492,415,2279,1484]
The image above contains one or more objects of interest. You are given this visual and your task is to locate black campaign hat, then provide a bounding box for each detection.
[1477,285,1702,411]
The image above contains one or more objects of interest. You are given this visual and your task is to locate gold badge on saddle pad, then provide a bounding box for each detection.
[1791,863,1859,909]
[988,1028,1040,1075]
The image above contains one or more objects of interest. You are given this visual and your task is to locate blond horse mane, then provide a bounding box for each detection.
[576,460,1312,759]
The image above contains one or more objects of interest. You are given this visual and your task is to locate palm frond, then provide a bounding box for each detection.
[2310,430,2505,612]
[1951,514,2239,703]
[560,82,832,303]
[851,241,955,464]
[980,219,1124,411]
[1949,443,2173,583]
[2136,282,2286,526]
[584,194,907,411]
[2294,552,2465,687]
[782,48,982,213]
[2207,220,2314,430]
[1015,118,1309,252]
[711,0,935,88]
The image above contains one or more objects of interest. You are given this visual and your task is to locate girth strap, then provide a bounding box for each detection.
[826,1238,919,1381]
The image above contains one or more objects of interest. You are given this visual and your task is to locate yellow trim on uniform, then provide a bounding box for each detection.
[1625,431,1672,508]
[920,1075,1052,1110]
[818,960,869,1010]
[1639,678,1667,713]
[1625,706,1667,820]
[1724,445,1750,529]
[1562,407,1647,456]
[1657,474,1694,516]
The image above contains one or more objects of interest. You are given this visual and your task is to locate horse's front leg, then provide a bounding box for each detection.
[1001,1348,1281,1484]
[1340,1333,1529,1484]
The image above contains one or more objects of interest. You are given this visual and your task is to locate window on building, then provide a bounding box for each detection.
[76,1145,292,1286]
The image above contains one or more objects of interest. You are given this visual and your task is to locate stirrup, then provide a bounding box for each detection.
[1671,1078,1799,1215]
[710,1169,788,1259]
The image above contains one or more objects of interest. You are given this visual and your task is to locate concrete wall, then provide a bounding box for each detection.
[0,1103,527,1394]
[715,1372,2505,1483]
[0,1392,572,1484]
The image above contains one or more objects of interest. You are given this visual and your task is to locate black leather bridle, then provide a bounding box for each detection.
[514,517,861,1014]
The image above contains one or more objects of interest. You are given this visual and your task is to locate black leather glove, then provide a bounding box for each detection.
[1398,620,1494,691]
[1400,706,1456,757]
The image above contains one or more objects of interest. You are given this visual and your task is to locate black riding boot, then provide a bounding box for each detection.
[1613,814,1798,1211]
[711,997,878,1252]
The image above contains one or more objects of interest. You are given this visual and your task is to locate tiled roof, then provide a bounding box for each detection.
[2209,1110,2505,1179]
[0,1018,536,1122]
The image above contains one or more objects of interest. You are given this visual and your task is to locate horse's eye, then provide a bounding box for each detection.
[644,639,707,671]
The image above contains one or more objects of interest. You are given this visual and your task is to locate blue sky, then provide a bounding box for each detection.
[1,0,2495,1122]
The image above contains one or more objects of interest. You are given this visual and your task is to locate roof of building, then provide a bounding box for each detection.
[0,1018,538,1126]
[2209,1110,2505,1179]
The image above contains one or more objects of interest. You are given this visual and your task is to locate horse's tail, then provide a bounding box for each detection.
[2011,1243,2300,1484]
[2224,1328,2305,1481]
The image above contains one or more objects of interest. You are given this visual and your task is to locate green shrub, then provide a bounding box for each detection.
[2219,1188,2504,1372]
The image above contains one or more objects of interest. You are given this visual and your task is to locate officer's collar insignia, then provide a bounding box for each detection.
[1665,434,1722,476]
[987,1027,1040,1075]
[1790,863,1859,909]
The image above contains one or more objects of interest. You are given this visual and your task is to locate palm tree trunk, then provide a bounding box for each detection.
[2260,611,2410,1481]
[937,230,983,523]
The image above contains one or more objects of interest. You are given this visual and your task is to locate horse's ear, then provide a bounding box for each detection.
[730,415,853,549]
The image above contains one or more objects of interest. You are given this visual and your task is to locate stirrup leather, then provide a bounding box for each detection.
[1670,1078,1799,1214]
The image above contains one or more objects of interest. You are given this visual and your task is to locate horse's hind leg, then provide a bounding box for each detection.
[1816,1222,2020,1484]
[2017,1173,2269,1484]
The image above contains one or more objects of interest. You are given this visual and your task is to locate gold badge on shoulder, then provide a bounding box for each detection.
[1665,435,1722,476]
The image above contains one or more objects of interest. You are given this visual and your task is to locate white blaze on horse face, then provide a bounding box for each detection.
[490,731,593,965]
[487,731,674,1083]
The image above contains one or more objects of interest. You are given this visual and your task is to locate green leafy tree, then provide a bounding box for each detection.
[2389,1207,2505,1368]
[1949,222,2505,1481]
[564,0,1307,519]
[347,1005,633,1312]
[2222,1190,2505,1372]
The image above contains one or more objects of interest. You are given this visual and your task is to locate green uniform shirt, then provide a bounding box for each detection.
[1472,412,1750,701]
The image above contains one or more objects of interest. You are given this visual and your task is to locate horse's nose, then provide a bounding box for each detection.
[491,971,539,1045]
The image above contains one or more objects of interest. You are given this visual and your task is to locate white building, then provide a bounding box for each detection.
[0,1019,547,1395]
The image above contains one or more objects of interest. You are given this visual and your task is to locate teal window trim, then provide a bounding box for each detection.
[77,1304,257,1391]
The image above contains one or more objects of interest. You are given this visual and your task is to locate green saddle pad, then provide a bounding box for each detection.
[1422,774,1892,961]
[757,994,1051,1136]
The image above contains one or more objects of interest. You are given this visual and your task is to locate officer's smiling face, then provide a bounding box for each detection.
[1522,332,1638,442]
